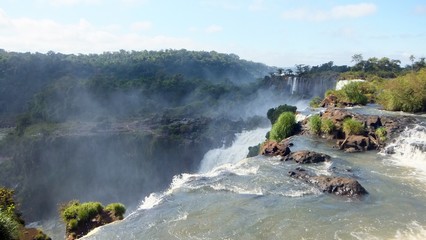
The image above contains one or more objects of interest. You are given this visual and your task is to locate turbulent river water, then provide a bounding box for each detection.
[81,108,426,240]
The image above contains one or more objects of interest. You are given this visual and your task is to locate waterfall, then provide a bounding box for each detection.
[291,77,298,94]
[198,127,269,173]
[383,124,426,178]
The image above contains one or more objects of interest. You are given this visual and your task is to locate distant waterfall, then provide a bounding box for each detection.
[280,75,337,97]
[291,77,298,94]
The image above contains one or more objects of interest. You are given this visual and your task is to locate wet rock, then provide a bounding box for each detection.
[365,116,382,130]
[288,169,368,197]
[261,140,291,157]
[320,94,339,108]
[281,150,331,164]
[337,135,375,152]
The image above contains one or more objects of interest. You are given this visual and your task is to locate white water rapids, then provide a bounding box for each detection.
[83,120,426,240]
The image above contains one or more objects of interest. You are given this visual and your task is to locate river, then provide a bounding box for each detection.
[81,107,426,240]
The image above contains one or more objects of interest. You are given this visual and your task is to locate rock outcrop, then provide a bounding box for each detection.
[281,150,331,164]
[261,139,291,157]
[288,168,368,197]
[310,108,419,152]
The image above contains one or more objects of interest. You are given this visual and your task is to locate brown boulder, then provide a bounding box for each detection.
[321,108,353,127]
[320,94,338,108]
[288,169,368,197]
[337,135,376,152]
[261,140,291,157]
[281,150,331,163]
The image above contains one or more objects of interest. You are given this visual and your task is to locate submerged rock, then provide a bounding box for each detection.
[288,169,368,197]
[281,150,331,164]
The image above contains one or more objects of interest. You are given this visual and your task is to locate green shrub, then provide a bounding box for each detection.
[375,127,387,142]
[34,229,52,240]
[309,96,322,108]
[0,210,20,240]
[267,104,297,124]
[269,112,296,142]
[342,82,368,105]
[342,118,364,137]
[308,115,322,135]
[321,118,335,135]
[60,201,104,229]
[377,69,426,112]
[67,219,78,230]
[105,203,126,220]
[77,202,103,222]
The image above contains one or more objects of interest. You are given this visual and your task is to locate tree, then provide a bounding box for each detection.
[351,54,363,64]
[410,55,416,71]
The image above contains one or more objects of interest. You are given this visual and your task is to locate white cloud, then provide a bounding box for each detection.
[205,24,223,34]
[249,0,265,12]
[282,3,377,21]
[131,21,152,31]
[415,5,426,14]
[0,8,195,53]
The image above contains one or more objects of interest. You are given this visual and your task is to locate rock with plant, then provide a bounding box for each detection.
[60,200,126,240]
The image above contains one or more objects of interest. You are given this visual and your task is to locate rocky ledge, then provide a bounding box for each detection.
[288,168,368,197]
[302,108,418,152]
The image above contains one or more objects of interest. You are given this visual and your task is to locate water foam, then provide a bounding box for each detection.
[393,221,426,240]
[137,128,269,210]
[382,124,426,179]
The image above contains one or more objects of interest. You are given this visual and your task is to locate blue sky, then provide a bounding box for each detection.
[0,0,425,67]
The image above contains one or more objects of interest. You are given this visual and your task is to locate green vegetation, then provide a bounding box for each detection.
[375,127,388,142]
[308,115,322,135]
[266,104,297,124]
[0,49,272,118]
[269,112,296,142]
[33,229,51,240]
[342,118,364,137]
[0,187,50,240]
[309,96,322,108]
[105,203,126,220]
[377,69,426,112]
[0,187,20,240]
[60,200,126,238]
[325,82,368,106]
[321,119,335,135]
[307,115,335,136]
[61,201,103,226]
[0,211,19,240]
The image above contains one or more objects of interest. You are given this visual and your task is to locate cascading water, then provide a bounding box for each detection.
[383,124,426,179]
[84,115,426,240]
[291,76,298,94]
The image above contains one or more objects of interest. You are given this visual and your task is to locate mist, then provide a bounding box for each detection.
[0,50,338,237]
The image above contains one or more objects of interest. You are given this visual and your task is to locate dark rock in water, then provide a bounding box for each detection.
[337,135,376,152]
[312,175,368,196]
[365,115,382,130]
[281,150,331,164]
[261,139,291,157]
[288,169,368,197]
[247,144,261,158]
